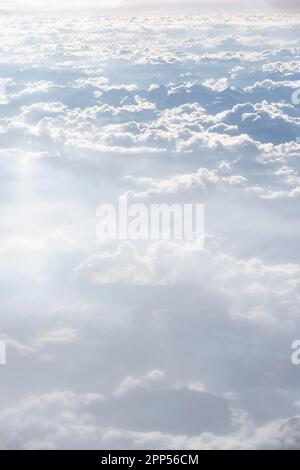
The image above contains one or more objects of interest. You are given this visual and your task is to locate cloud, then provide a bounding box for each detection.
[4,328,79,358]
[1,12,300,450]
[1,387,300,449]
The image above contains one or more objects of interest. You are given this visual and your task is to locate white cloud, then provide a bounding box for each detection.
[1,12,300,450]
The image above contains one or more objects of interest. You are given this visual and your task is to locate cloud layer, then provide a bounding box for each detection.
[0,13,300,449]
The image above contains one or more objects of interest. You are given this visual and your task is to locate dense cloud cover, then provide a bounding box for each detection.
[0,14,300,449]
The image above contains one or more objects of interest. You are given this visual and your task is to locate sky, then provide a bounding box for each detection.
[0,7,300,451]
[0,0,298,14]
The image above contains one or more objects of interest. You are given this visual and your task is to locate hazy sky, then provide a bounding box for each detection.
[0,0,295,15]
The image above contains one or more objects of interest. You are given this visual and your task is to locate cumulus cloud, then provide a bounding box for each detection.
[1,12,300,450]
